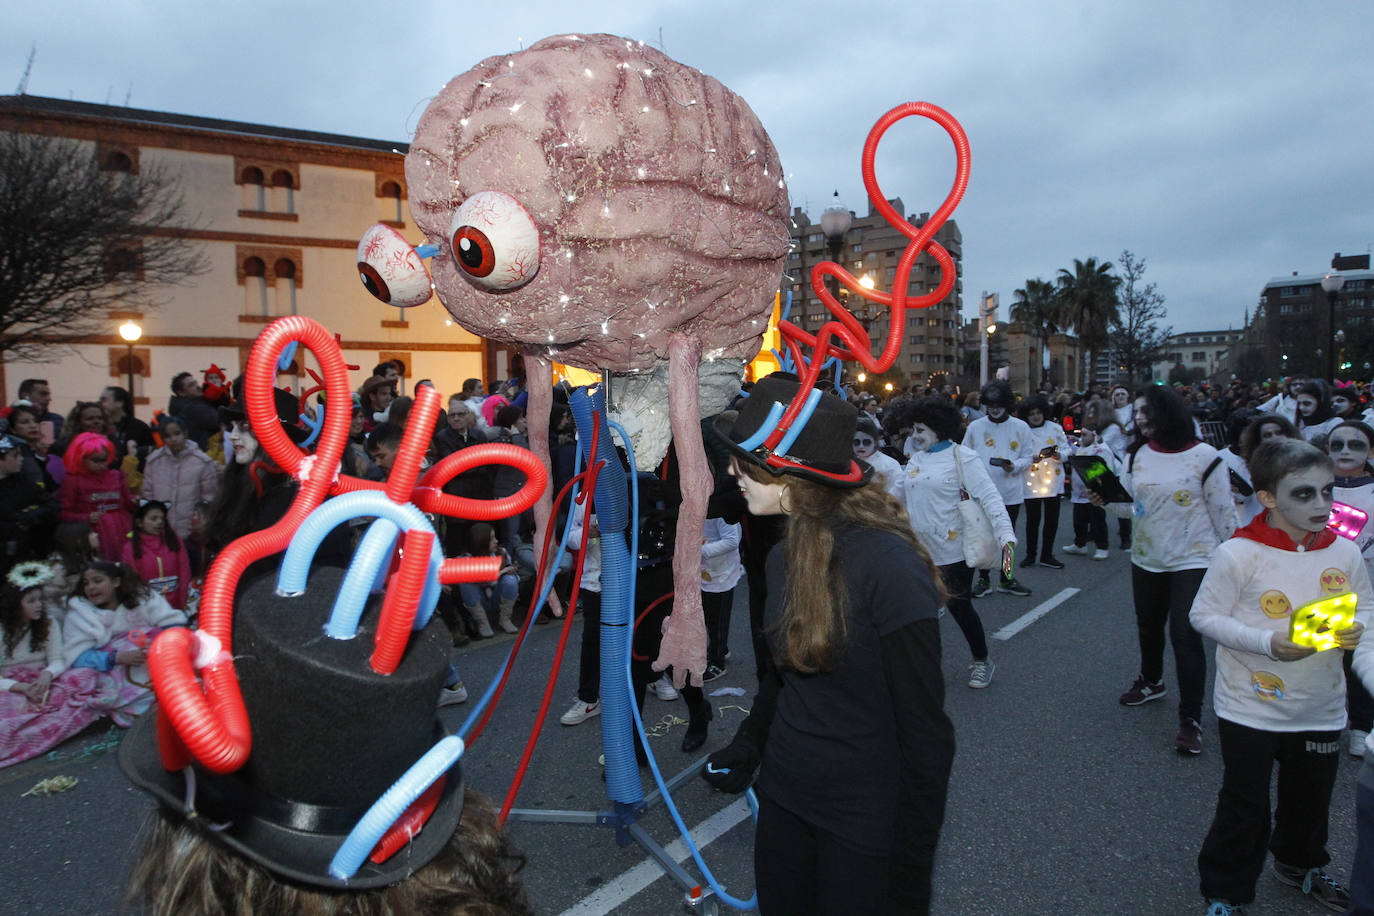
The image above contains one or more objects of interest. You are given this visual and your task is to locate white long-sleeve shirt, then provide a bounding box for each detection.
[700,517,743,594]
[901,442,1017,567]
[1107,441,1238,572]
[1023,422,1067,499]
[0,616,66,691]
[865,450,905,503]
[1190,516,1372,732]
[962,415,1034,507]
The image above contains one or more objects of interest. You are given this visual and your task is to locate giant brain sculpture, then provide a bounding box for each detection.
[400,34,791,684]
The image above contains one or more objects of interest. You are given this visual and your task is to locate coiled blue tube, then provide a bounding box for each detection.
[608,418,759,910]
[276,492,441,637]
[328,734,465,880]
[735,400,785,452]
[772,387,823,457]
[567,387,641,807]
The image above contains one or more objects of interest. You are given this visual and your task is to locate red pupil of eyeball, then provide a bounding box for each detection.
[452,227,495,278]
[358,262,391,303]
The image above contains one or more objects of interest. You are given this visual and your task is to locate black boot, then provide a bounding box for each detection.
[681,699,712,752]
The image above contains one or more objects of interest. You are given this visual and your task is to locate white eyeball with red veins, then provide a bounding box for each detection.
[356,223,434,308]
[447,191,540,291]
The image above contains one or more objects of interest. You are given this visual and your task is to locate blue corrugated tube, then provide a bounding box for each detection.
[567,386,641,808]
[607,418,759,910]
[276,491,441,638]
[328,734,465,879]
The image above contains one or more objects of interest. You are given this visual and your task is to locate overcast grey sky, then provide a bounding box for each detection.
[6,1,1371,334]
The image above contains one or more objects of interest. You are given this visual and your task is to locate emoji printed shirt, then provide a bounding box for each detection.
[1023,423,1066,499]
[1189,513,1373,732]
[962,414,1035,507]
[1107,441,1238,572]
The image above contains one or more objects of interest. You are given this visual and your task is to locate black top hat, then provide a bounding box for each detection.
[120,566,465,889]
[219,376,310,445]
[714,372,872,487]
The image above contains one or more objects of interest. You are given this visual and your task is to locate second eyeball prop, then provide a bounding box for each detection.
[447,191,541,290]
[356,224,435,308]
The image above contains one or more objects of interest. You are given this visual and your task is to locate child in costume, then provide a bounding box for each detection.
[1062,401,1117,560]
[0,562,69,766]
[63,560,187,724]
[58,432,135,562]
[1327,419,1374,758]
[120,500,193,611]
[1190,438,1367,914]
[1018,395,1066,570]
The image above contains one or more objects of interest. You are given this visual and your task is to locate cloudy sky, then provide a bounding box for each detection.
[6,1,1371,335]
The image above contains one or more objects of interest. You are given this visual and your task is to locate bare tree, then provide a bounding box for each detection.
[0,131,207,361]
[1105,249,1170,386]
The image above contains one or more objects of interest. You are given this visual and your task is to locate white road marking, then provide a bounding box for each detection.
[991,587,1081,640]
[558,797,753,915]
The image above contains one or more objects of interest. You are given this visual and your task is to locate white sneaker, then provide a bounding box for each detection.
[968,658,996,689]
[652,675,679,701]
[439,681,468,706]
[560,698,600,726]
[1092,549,1109,560]
[1350,729,1370,757]
[1062,544,1089,556]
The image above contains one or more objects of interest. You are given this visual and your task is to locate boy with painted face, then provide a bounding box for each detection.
[1190,438,1368,915]
[962,381,1034,597]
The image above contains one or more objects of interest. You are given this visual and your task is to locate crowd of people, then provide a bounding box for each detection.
[4,359,1374,914]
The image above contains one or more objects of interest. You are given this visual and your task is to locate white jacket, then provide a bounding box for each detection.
[63,592,187,666]
[902,442,1016,567]
[700,518,743,594]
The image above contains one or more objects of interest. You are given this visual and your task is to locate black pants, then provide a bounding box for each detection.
[1021,496,1060,560]
[1071,502,1108,549]
[755,792,895,915]
[981,503,1020,582]
[575,590,602,703]
[703,588,734,668]
[1118,516,1133,546]
[937,562,988,660]
[1130,565,1208,722]
[1197,718,1341,904]
[1347,649,1374,733]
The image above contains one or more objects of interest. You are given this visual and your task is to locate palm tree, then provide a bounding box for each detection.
[1011,277,1060,387]
[1055,257,1121,389]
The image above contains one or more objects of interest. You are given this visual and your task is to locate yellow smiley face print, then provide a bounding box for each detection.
[1258,589,1291,619]
[1319,567,1350,595]
[1172,490,1193,506]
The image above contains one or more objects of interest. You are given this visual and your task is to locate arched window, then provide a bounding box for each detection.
[380,180,403,223]
[242,167,266,211]
[271,169,295,214]
[274,258,298,315]
[103,150,134,173]
[243,256,268,315]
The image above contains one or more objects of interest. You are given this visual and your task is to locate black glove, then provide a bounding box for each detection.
[701,736,760,793]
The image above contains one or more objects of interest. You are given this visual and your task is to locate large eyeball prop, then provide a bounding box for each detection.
[356,224,436,308]
[447,191,540,291]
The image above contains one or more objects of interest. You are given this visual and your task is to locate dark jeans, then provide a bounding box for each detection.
[1197,718,1341,905]
[575,590,602,703]
[981,503,1020,583]
[1130,565,1208,722]
[1347,649,1374,732]
[937,562,989,660]
[1021,496,1061,560]
[755,792,894,915]
[1118,516,1133,546]
[703,588,734,668]
[1352,754,1374,916]
[1071,502,1108,549]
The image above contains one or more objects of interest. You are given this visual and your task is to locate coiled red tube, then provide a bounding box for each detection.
[370,529,434,675]
[154,317,354,773]
[385,387,440,504]
[439,556,503,585]
[764,102,970,451]
[327,443,547,521]
[368,775,446,864]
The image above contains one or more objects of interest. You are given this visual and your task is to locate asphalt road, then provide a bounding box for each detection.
[0,509,1366,915]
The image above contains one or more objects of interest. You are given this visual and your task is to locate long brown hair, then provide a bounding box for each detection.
[735,461,945,673]
[124,789,532,915]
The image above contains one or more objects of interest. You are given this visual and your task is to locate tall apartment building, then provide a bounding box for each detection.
[0,95,494,417]
[780,198,962,388]
[1250,262,1374,380]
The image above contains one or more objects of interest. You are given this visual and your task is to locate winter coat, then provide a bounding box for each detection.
[141,442,220,538]
[58,468,135,561]
[120,533,192,610]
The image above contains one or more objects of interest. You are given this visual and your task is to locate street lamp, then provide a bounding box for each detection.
[978,292,998,388]
[1322,272,1346,382]
[118,320,142,397]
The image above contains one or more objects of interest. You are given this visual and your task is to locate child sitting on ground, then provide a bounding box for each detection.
[1189,438,1367,915]
[458,523,521,636]
[119,500,192,612]
[0,562,69,766]
[64,560,187,724]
